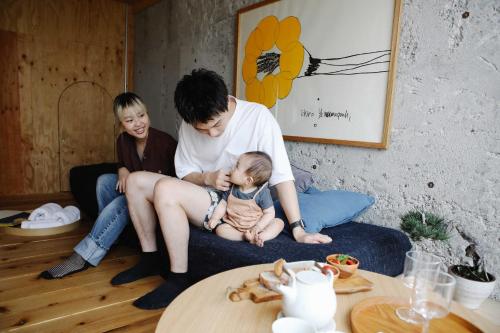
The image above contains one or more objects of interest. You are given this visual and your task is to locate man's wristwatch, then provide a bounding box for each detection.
[289,219,305,230]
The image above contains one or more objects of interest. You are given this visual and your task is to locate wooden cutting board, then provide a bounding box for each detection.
[350,296,482,333]
[335,273,374,294]
[228,272,373,303]
[228,278,281,303]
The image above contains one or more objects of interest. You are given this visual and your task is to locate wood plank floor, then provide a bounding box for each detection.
[0,221,164,332]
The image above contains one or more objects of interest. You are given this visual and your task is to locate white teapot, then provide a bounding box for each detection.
[274,268,336,330]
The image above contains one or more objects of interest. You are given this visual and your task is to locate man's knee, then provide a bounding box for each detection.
[125,172,147,196]
[153,177,179,207]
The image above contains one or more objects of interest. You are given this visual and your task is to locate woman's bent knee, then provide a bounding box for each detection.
[97,174,117,192]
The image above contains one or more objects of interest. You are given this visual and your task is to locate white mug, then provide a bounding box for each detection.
[272,317,316,333]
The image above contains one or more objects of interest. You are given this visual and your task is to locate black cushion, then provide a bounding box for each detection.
[70,163,117,219]
[69,163,142,248]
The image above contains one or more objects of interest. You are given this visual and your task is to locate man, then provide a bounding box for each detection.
[112,69,332,309]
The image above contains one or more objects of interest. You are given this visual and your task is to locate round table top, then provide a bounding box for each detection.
[156,264,497,333]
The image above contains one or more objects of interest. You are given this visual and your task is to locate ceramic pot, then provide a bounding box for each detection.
[449,265,496,309]
[274,269,336,330]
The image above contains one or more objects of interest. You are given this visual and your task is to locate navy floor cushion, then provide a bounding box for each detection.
[70,163,412,282]
[187,222,411,282]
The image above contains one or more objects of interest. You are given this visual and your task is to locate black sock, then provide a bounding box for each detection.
[39,253,89,279]
[133,271,192,310]
[111,251,162,285]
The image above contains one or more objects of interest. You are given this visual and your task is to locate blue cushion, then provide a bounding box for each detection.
[274,187,375,233]
[270,164,314,201]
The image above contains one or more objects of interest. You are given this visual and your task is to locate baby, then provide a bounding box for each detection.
[205,151,284,247]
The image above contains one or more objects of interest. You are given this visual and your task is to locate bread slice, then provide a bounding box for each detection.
[259,270,289,290]
[274,258,286,277]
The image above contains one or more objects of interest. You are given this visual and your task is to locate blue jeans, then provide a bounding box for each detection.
[74,173,130,266]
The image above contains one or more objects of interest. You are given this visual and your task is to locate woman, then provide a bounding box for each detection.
[40,92,177,279]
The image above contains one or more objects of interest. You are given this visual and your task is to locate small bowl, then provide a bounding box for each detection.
[316,262,340,285]
[326,254,359,279]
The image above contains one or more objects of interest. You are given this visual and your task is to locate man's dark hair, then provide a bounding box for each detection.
[174,68,229,125]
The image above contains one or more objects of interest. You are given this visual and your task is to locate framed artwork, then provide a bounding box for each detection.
[234,0,402,148]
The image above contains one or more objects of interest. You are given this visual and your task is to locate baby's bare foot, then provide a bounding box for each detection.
[255,234,264,247]
[244,230,253,242]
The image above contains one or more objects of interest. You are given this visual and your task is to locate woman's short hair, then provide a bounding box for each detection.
[113,92,147,121]
[174,68,228,125]
[242,151,273,186]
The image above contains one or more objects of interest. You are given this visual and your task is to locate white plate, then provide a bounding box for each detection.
[282,260,316,272]
[276,312,341,333]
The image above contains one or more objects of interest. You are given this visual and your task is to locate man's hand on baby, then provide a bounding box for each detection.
[206,169,231,191]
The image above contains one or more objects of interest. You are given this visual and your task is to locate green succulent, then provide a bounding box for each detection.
[400,210,450,241]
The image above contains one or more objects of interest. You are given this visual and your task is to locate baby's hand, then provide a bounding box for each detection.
[208,218,219,230]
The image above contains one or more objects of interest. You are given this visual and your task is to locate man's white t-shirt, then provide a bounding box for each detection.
[174,97,294,186]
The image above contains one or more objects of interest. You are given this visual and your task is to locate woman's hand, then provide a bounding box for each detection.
[292,227,332,244]
[116,167,130,193]
[204,169,231,191]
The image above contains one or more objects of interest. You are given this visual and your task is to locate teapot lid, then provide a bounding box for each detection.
[296,270,327,285]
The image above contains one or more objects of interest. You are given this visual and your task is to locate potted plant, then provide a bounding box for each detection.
[400,210,450,241]
[449,244,496,309]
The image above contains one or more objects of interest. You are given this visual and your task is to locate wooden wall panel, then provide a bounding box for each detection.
[59,82,115,190]
[0,30,26,194]
[0,0,127,194]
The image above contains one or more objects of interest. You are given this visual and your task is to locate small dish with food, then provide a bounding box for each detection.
[326,254,359,278]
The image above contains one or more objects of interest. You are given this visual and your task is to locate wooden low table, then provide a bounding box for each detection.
[156,264,498,333]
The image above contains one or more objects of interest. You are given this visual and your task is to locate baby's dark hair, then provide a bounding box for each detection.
[174,68,229,125]
[242,151,272,186]
[113,92,146,120]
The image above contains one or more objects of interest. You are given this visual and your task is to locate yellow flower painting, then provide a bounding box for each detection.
[235,0,401,148]
[242,16,304,108]
[241,15,391,109]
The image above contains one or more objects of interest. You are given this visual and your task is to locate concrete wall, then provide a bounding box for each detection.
[134,0,500,299]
